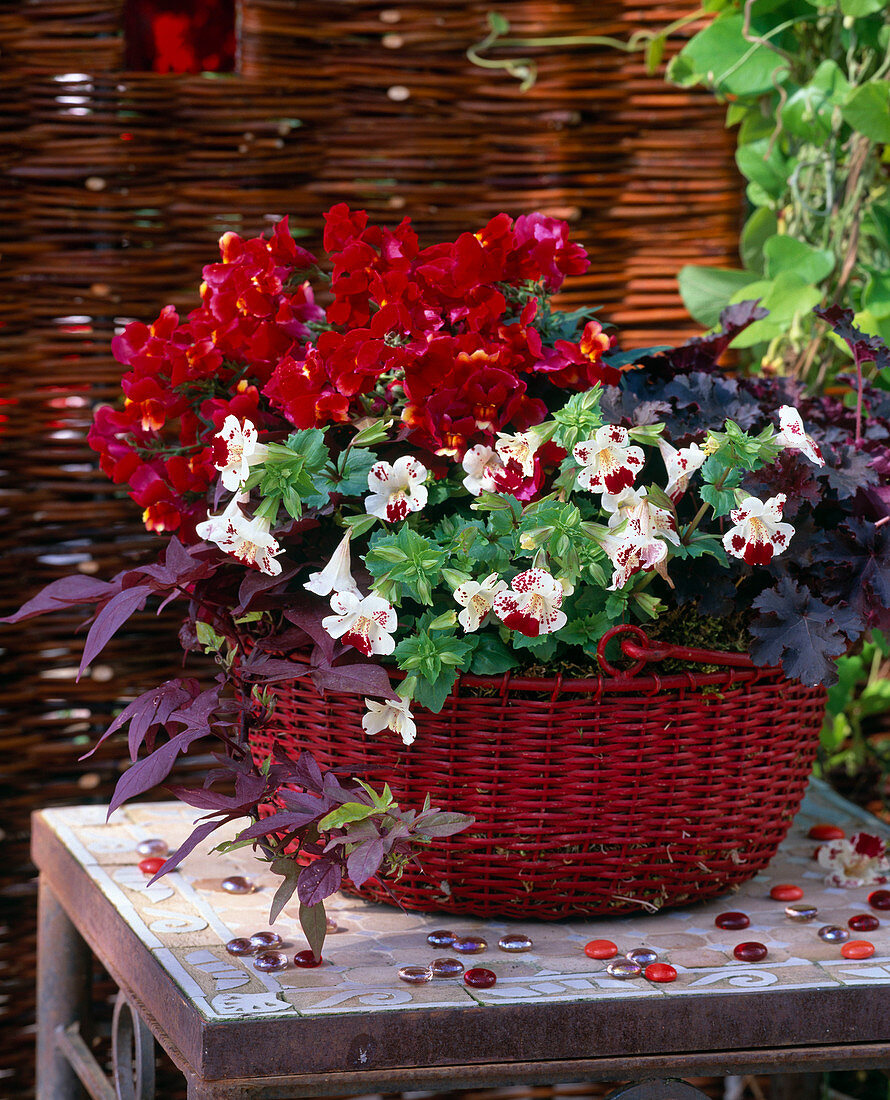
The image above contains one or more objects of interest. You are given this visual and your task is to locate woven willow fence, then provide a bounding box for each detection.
[0,2,742,1094]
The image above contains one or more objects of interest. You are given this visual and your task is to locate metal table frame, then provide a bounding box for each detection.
[33,809,890,1100]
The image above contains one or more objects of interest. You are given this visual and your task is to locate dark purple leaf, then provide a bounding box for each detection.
[310,658,395,698]
[77,584,152,678]
[108,727,209,815]
[283,599,337,661]
[278,788,327,815]
[415,811,475,837]
[749,579,853,686]
[818,443,878,498]
[235,565,299,616]
[269,858,300,925]
[134,537,217,592]
[234,811,321,841]
[147,819,224,881]
[237,653,303,683]
[174,686,227,734]
[298,900,327,961]
[288,751,325,794]
[297,858,342,906]
[815,305,890,371]
[346,837,385,887]
[1,574,115,623]
[80,679,197,759]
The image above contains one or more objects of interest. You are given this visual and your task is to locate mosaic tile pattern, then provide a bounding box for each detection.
[40,781,890,1021]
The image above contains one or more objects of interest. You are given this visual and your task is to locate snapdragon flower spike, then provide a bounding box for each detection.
[195,493,283,576]
[365,456,429,522]
[454,573,508,632]
[658,438,706,501]
[494,429,542,478]
[573,426,645,497]
[722,494,794,567]
[461,444,504,496]
[322,591,397,657]
[363,697,417,746]
[598,530,667,591]
[492,568,566,637]
[775,406,825,467]
[303,530,358,597]
[605,486,679,546]
[213,415,270,492]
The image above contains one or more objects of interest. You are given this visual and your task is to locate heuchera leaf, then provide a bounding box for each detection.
[818,443,878,498]
[815,305,890,371]
[749,578,853,686]
[297,858,342,906]
[0,574,115,623]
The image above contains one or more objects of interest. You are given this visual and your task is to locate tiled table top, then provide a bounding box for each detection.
[37,780,890,1024]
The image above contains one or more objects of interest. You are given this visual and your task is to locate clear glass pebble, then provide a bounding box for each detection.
[326,918,343,933]
[398,965,433,985]
[221,875,257,895]
[136,838,168,857]
[606,960,642,979]
[426,929,455,948]
[249,931,282,949]
[498,933,533,953]
[818,925,850,943]
[785,902,818,922]
[253,951,288,972]
[452,935,487,954]
[626,947,658,966]
[431,957,465,978]
[225,937,256,956]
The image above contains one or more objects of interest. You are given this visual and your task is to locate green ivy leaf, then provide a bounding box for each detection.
[763,236,834,284]
[740,207,778,275]
[677,265,755,327]
[842,82,890,143]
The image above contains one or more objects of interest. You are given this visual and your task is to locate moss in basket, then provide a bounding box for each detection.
[4,208,890,951]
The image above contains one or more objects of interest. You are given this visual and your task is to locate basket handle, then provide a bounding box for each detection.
[596,624,753,678]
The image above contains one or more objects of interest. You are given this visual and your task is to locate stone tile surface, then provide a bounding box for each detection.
[39,780,890,1021]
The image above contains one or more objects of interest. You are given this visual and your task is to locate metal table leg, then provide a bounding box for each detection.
[36,876,93,1100]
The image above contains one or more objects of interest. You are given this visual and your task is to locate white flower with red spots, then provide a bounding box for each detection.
[195,493,283,576]
[362,697,417,746]
[494,429,543,478]
[492,568,567,637]
[461,445,504,496]
[816,832,890,888]
[605,486,680,547]
[658,438,707,501]
[573,426,645,497]
[303,530,358,597]
[322,591,397,657]
[453,573,508,632]
[722,494,795,566]
[213,416,269,492]
[597,530,667,591]
[775,406,825,467]
[365,456,429,522]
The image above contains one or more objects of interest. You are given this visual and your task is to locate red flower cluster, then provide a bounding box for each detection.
[91,206,616,533]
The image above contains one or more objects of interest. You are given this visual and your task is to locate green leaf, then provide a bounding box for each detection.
[668,12,793,97]
[467,635,517,675]
[841,0,885,15]
[412,667,460,713]
[728,272,822,348]
[736,139,787,198]
[317,802,379,831]
[863,270,890,319]
[644,33,666,76]
[677,266,755,327]
[195,621,225,653]
[780,61,850,140]
[842,82,890,143]
[763,235,835,283]
[299,901,327,962]
[740,207,778,274]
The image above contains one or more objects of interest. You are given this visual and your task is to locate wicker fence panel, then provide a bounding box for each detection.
[0,3,743,1095]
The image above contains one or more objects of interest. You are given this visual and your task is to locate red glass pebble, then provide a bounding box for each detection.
[584,939,618,960]
[138,857,165,876]
[841,940,875,959]
[849,914,880,932]
[733,942,768,962]
[770,884,803,901]
[809,824,845,841]
[293,950,323,968]
[869,890,890,911]
[463,967,497,989]
[644,963,677,983]
[715,911,750,930]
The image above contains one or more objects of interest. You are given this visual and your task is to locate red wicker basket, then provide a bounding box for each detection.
[250,625,826,920]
